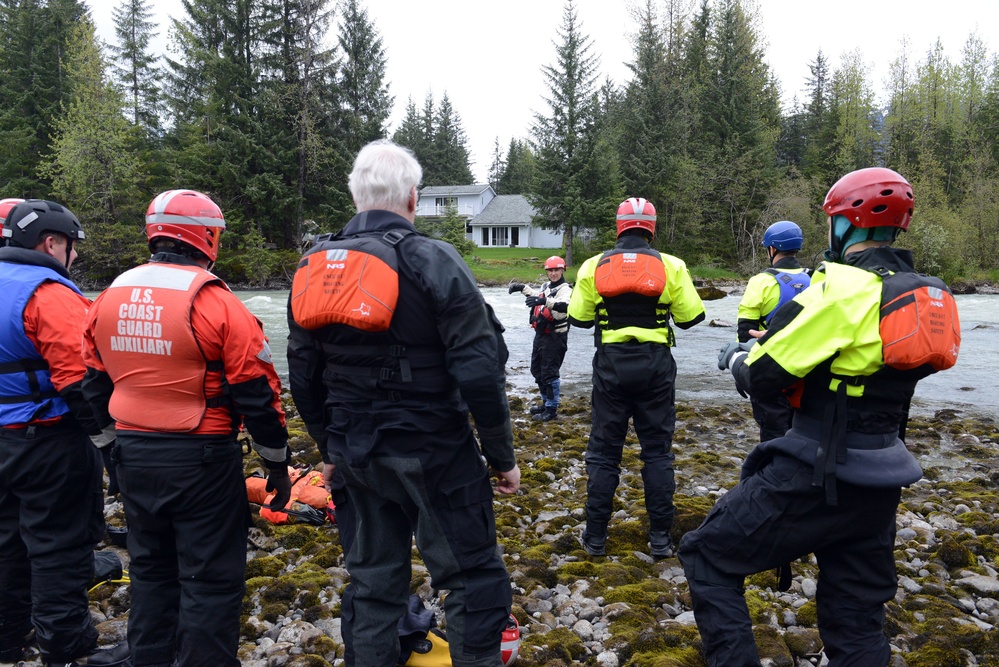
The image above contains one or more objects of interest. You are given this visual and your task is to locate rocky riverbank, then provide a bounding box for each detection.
[13,396,999,667]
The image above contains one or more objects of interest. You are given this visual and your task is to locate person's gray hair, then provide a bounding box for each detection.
[348,140,423,213]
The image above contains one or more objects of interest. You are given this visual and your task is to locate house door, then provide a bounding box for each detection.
[511,227,519,247]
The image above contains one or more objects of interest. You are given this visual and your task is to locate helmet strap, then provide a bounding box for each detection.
[64,239,74,268]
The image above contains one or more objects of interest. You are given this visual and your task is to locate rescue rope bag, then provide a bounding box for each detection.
[876,268,960,371]
[291,229,414,332]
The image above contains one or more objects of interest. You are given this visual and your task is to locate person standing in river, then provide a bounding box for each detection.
[568,197,705,560]
[736,220,811,442]
[508,255,572,421]
[81,189,291,667]
[683,167,962,667]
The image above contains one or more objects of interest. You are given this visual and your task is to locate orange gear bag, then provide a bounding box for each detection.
[594,249,667,299]
[246,467,334,525]
[877,269,960,372]
[291,229,414,332]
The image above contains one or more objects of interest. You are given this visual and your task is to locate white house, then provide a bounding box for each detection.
[415,185,563,249]
[470,195,562,249]
[415,184,495,218]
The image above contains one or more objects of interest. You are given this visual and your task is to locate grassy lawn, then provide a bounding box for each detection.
[463,247,742,285]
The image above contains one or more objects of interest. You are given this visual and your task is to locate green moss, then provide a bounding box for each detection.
[744,589,772,625]
[260,601,286,622]
[935,536,976,569]
[245,555,284,579]
[902,645,966,667]
[602,579,676,608]
[753,625,792,665]
[520,626,587,663]
[795,600,817,627]
[273,524,318,549]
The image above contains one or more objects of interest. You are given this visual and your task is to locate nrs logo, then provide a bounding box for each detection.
[326,263,345,269]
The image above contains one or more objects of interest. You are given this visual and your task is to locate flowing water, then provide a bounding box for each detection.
[237,287,998,420]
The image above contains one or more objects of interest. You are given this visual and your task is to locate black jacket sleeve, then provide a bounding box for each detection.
[286,297,331,462]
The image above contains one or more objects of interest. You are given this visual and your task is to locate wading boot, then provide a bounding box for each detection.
[533,406,557,422]
[529,404,547,415]
[580,523,607,557]
[650,531,675,559]
[0,628,34,662]
[47,641,130,667]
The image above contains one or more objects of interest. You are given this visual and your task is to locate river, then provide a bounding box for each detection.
[234,288,998,420]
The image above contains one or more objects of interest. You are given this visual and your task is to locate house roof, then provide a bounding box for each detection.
[471,194,537,226]
[419,184,493,196]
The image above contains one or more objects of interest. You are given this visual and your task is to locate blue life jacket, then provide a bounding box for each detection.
[0,261,83,425]
[762,267,811,326]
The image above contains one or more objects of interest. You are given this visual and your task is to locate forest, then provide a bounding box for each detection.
[1,0,998,288]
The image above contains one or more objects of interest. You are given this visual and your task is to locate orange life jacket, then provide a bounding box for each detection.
[594,248,669,332]
[290,229,414,332]
[93,263,227,433]
[245,467,333,525]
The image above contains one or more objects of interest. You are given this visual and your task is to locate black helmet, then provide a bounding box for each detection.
[2,199,85,248]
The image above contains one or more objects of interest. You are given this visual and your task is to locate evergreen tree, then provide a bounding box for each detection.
[0,0,88,196]
[487,136,505,191]
[695,0,782,262]
[110,0,162,134]
[392,97,426,154]
[530,0,621,265]
[39,17,144,282]
[497,138,535,194]
[828,49,879,174]
[428,92,473,185]
[336,0,392,155]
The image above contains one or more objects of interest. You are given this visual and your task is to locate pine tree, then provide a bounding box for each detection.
[110,0,162,133]
[428,92,473,185]
[530,0,620,265]
[336,0,392,155]
[39,17,144,281]
[0,0,88,195]
[498,139,535,194]
[487,136,505,192]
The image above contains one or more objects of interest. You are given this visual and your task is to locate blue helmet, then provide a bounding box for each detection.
[762,220,803,252]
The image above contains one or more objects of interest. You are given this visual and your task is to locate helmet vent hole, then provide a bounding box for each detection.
[851,198,864,207]
[880,189,894,196]
[871,204,888,213]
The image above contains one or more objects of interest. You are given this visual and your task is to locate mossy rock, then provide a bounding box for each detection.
[623,646,705,666]
[520,626,587,664]
[935,535,976,569]
[753,624,793,666]
[901,645,966,667]
[602,579,676,608]
[284,656,334,667]
[782,627,822,657]
[273,524,319,550]
[795,599,817,627]
[245,555,285,579]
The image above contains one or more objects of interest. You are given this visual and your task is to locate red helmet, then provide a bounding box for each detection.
[145,190,225,261]
[616,197,656,237]
[544,256,565,270]
[500,614,520,667]
[0,198,25,244]
[822,167,913,230]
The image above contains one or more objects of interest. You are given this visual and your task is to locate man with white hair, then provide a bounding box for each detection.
[288,140,520,667]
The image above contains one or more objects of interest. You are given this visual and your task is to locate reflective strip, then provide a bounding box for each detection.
[16,212,38,229]
[147,190,224,227]
[109,264,201,291]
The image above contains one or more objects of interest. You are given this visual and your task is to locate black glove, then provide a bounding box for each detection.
[718,340,755,371]
[508,283,526,294]
[264,465,292,511]
[549,301,568,313]
[525,295,546,308]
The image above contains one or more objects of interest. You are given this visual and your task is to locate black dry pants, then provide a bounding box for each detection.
[331,431,511,667]
[530,331,568,394]
[678,446,901,667]
[585,342,677,537]
[116,437,248,667]
[0,421,102,662]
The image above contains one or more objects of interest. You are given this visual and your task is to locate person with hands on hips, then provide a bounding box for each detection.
[288,140,520,667]
[508,255,572,421]
[82,190,290,667]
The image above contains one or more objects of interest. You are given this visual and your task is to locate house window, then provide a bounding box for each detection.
[435,196,457,208]
[511,227,519,246]
[481,228,489,246]
[491,227,509,246]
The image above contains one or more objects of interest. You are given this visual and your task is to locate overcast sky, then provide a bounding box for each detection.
[89,0,996,182]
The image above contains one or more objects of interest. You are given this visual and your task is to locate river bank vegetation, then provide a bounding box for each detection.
[3,0,999,290]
